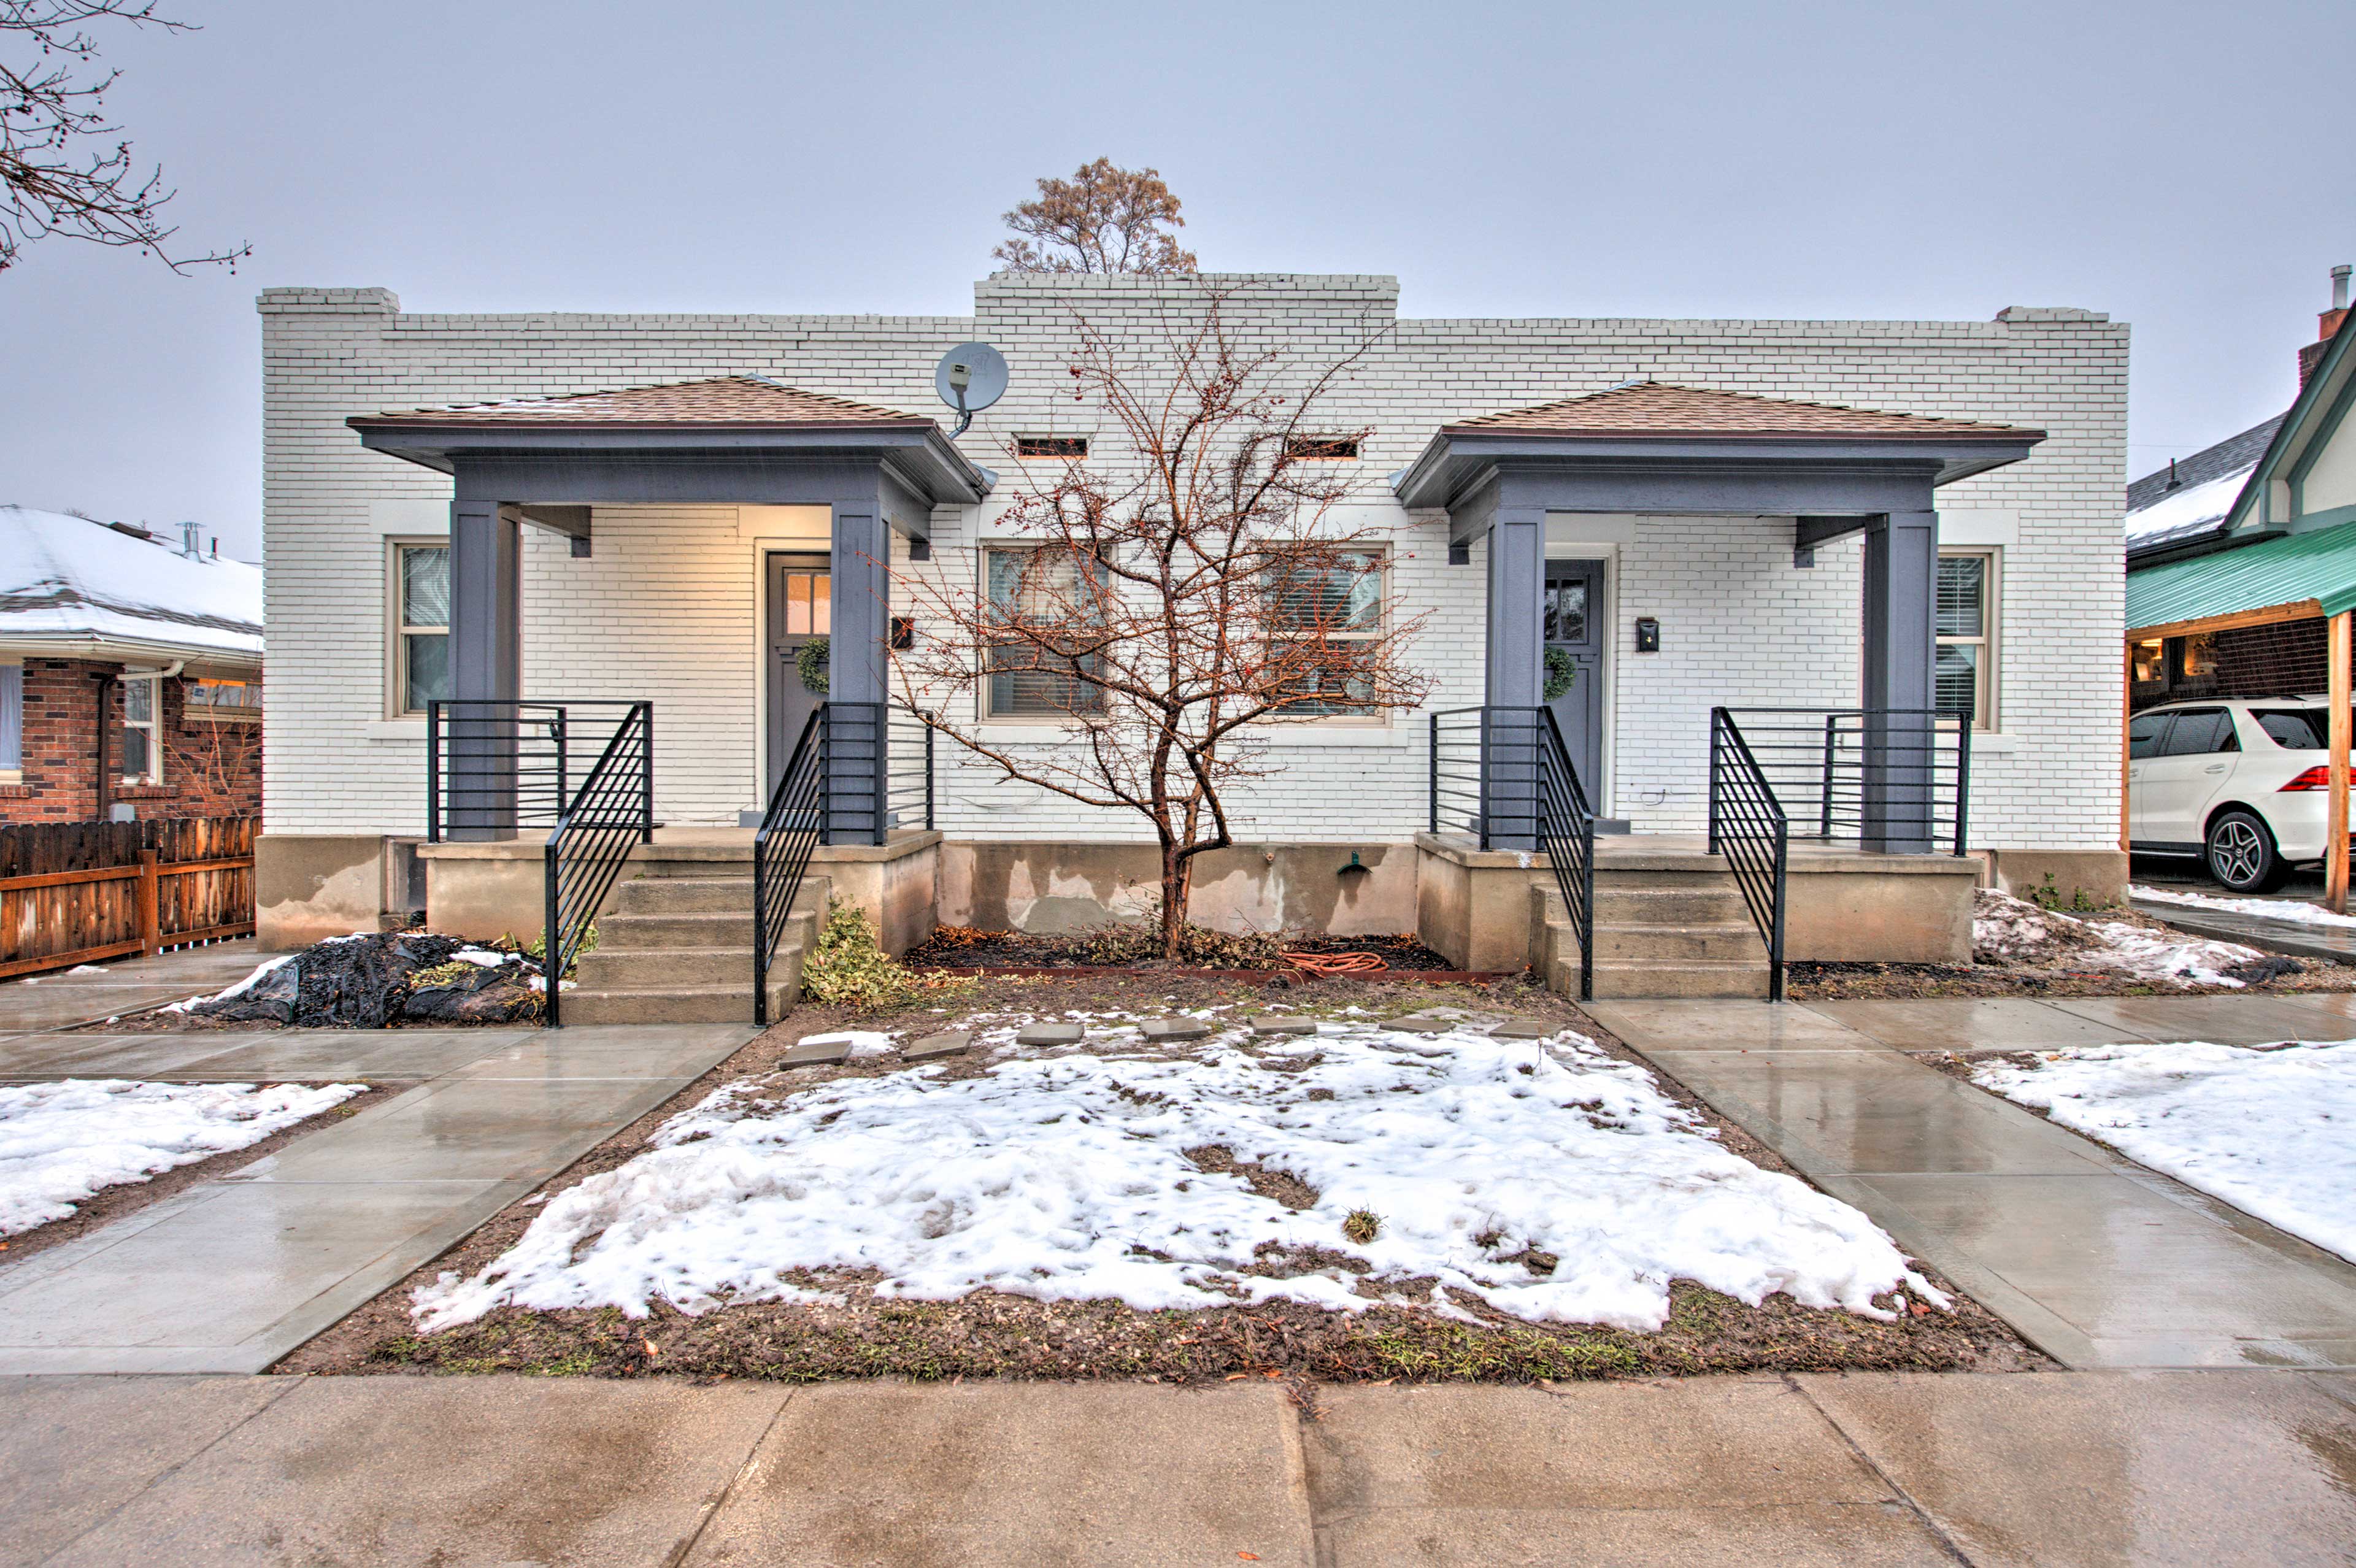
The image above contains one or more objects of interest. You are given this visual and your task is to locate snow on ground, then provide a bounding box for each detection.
[412,1018,1943,1334]
[2131,884,2356,930]
[164,953,297,1013]
[0,1080,367,1235]
[1973,890,2265,985]
[1973,1041,2356,1262]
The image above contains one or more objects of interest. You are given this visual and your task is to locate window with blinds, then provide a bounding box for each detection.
[982,546,1106,718]
[1265,547,1385,720]
[0,663,20,777]
[1935,548,1997,729]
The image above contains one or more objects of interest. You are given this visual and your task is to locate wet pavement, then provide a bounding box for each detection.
[1587,996,2356,1370]
[0,1023,754,1375]
[0,1370,2348,1566]
[0,940,267,1034]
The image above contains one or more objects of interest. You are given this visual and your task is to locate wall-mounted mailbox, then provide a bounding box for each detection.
[1634,617,1661,653]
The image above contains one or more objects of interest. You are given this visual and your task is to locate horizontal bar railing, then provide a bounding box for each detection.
[1710,706,1973,855]
[426,699,646,843]
[887,704,936,832]
[1430,705,1560,848]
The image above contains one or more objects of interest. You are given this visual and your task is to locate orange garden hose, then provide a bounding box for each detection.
[1280,950,1388,977]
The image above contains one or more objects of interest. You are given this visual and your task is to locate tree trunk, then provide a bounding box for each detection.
[1159,842,1191,960]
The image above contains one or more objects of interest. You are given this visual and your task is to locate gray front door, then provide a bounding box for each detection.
[765,553,831,799]
[1544,559,1604,799]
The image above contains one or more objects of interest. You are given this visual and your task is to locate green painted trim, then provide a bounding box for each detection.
[2290,502,2356,537]
[2287,373,2356,521]
[2228,315,2356,533]
[2126,514,2356,630]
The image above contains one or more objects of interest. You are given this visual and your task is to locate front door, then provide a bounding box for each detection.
[765,554,831,799]
[1543,559,1605,801]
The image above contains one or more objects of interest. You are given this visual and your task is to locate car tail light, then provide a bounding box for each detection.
[2281,766,2334,791]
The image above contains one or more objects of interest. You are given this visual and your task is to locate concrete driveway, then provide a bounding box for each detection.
[0,940,269,1034]
[0,1023,753,1374]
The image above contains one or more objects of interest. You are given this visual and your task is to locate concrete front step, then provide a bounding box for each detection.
[591,910,757,947]
[1587,959,1774,999]
[1592,885,1756,926]
[612,875,763,915]
[576,945,761,989]
[562,977,798,1025]
[1590,921,1768,963]
[561,872,828,1025]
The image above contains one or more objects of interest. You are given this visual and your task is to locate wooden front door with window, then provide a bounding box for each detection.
[765,554,831,799]
[1544,559,1605,801]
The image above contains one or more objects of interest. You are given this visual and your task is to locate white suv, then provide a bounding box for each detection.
[2128,698,2344,892]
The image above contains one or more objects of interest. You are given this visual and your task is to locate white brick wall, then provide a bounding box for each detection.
[261,275,2125,852]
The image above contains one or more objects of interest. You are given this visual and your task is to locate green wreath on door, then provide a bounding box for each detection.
[1542,647,1579,701]
[796,636,830,694]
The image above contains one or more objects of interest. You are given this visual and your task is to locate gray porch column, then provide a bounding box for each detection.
[1482,505,1547,849]
[1860,509,1938,853]
[447,498,523,840]
[827,505,890,845]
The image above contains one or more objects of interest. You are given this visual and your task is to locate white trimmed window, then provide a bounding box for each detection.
[1265,546,1388,722]
[390,540,452,717]
[980,545,1106,719]
[118,675,161,783]
[0,661,21,782]
[186,676,261,721]
[1936,548,1999,730]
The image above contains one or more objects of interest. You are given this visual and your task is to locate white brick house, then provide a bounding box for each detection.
[255,272,2127,1005]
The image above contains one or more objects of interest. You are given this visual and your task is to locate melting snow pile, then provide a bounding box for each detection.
[1973,1040,2356,1262]
[413,1021,1943,1333]
[0,1079,366,1235]
[2130,885,2356,930]
[1973,890,2266,985]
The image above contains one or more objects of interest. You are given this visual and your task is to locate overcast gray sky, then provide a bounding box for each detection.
[4,0,2349,560]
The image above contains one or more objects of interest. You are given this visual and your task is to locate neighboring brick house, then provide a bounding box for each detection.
[255,273,2127,988]
[0,507,263,825]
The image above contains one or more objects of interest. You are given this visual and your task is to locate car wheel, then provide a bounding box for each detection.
[2206,809,2289,894]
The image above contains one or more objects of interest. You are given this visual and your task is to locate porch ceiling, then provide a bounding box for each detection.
[1393,380,2043,512]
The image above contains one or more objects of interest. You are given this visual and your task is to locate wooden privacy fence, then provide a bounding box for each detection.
[0,817,258,981]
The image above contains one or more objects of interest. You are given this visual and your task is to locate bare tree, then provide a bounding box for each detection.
[161,682,258,811]
[992,158,1196,275]
[889,293,1430,957]
[1,0,246,274]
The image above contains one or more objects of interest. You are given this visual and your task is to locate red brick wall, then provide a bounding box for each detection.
[0,658,263,824]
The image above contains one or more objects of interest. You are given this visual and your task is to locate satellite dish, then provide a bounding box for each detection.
[934,342,1007,437]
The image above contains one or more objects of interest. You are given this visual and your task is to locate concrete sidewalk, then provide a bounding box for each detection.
[2,1370,2349,1566]
[1587,994,2356,1370]
[0,1023,753,1374]
[0,940,266,1034]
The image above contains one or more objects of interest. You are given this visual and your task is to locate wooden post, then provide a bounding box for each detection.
[136,849,161,957]
[2120,641,2135,853]
[2330,612,2352,914]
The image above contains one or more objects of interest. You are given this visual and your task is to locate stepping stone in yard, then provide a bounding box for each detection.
[904,1031,971,1061]
[1249,1016,1319,1036]
[1489,1018,1558,1040]
[1141,1017,1212,1041]
[1015,1021,1086,1046]
[779,1036,853,1067]
[1380,1015,1455,1035]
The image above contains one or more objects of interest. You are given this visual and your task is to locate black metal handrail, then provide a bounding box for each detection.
[1711,706,1971,855]
[426,699,644,842]
[887,704,936,832]
[1708,708,1788,1003]
[540,702,654,1028]
[753,707,827,1027]
[1536,709,1598,1001]
[1430,705,1524,847]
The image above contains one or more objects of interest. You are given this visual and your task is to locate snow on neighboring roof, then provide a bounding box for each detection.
[2124,413,2285,550]
[0,506,261,661]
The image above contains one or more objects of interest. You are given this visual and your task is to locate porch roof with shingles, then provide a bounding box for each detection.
[348,376,934,431]
[1442,380,2043,442]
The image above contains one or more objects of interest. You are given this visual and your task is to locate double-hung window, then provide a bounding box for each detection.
[982,545,1106,719]
[1935,548,1999,729]
[1265,547,1386,721]
[390,542,452,717]
[118,675,160,783]
[186,677,261,721]
[0,661,20,782]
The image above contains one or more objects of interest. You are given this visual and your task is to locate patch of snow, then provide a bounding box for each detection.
[525,976,577,993]
[2132,884,2356,930]
[65,965,107,975]
[451,947,509,966]
[799,1030,895,1061]
[2123,466,2252,544]
[0,505,262,658]
[1974,890,2263,985]
[0,1079,366,1235]
[164,952,296,1013]
[412,1023,1942,1334]
[1973,1041,2356,1262]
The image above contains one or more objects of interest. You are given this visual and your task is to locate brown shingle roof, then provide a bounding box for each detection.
[1445,381,2042,442]
[350,376,931,430]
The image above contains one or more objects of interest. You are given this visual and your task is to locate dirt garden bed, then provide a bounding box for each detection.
[280,970,2039,1385]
